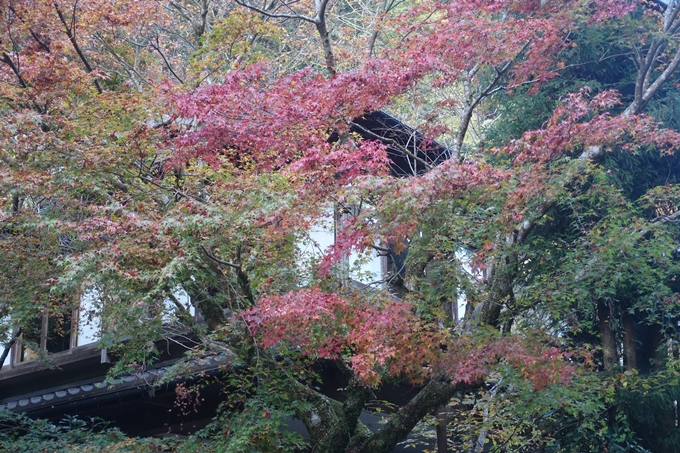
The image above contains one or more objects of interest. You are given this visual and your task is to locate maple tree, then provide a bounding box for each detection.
[2,0,680,451]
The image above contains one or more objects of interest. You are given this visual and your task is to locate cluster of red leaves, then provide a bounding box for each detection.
[172,0,613,176]
[243,288,575,389]
[242,287,443,385]
[439,334,575,390]
[507,89,680,165]
[493,88,680,224]
[394,0,634,91]
[171,60,421,174]
[0,0,165,105]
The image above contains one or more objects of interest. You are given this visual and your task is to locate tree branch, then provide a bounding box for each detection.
[149,34,185,84]
[349,121,433,170]
[514,200,556,244]
[199,245,255,307]
[93,32,148,86]
[7,6,51,52]
[358,379,482,453]
[234,0,316,22]
[141,175,205,203]
[165,290,195,323]
[624,0,680,115]
[0,51,49,117]
[235,0,336,76]
[316,379,371,453]
[451,40,531,160]
[0,52,28,89]
[54,3,103,94]
[0,328,22,372]
[200,245,241,269]
[651,209,680,224]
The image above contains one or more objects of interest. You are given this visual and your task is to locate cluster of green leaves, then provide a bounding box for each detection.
[0,412,178,453]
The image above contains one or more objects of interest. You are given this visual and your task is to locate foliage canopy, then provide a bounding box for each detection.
[2,0,680,451]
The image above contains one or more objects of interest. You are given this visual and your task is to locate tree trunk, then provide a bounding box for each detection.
[316,380,371,453]
[622,312,637,371]
[358,379,480,453]
[597,300,618,371]
[183,283,226,330]
[648,323,665,371]
[476,253,516,329]
[315,19,336,77]
[436,404,448,453]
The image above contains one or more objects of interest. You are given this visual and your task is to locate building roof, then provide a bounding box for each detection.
[333,111,451,176]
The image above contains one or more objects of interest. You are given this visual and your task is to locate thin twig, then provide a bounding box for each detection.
[349,121,434,170]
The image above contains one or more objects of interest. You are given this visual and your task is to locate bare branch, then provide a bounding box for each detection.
[54,3,103,94]
[235,0,336,76]
[93,32,149,87]
[165,291,195,324]
[140,175,206,203]
[349,121,433,170]
[29,29,51,52]
[665,0,680,32]
[148,34,185,84]
[651,209,680,224]
[234,0,316,22]
[7,6,51,52]
[514,200,556,244]
[451,40,531,160]
[357,378,483,453]
[577,145,604,161]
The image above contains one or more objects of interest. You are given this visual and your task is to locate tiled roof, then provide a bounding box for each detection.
[0,354,230,413]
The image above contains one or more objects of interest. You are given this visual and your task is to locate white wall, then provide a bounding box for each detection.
[77,290,101,346]
[300,209,383,286]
